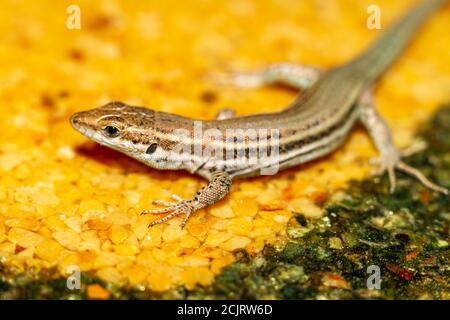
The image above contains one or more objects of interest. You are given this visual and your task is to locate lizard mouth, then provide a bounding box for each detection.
[69,112,84,130]
[70,111,94,136]
[69,112,122,150]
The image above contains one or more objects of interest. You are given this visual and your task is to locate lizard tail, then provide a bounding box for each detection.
[350,0,447,83]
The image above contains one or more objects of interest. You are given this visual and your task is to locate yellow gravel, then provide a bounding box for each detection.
[0,0,448,291]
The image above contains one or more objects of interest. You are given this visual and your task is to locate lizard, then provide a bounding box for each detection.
[70,0,449,229]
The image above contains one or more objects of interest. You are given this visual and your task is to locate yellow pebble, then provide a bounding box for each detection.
[239,181,263,197]
[136,251,156,266]
[211,255,235,274]
[64,216,82,233]
[289,198,323,219]
[17,247,35,259]
[205,232,233,247]
[250,227,273,238]
[232,200,258,217]
[15,183,59,206]
[5,218,40,231]
[52,230,82,251]
[256,189,280,205]
[147,270,173,292]
[226,217,253,235]
[0,242,16,254]
[161,223,187,242]
[209,203,234,218]
[123,265,148,285]
[140,227,162,249]
[113,244,140,256]
[178,235,201,248]
[15,164,31,180]
[8,227,42,248]
[109,225,129,244]
[84,219,111,231]
[0,216,5,232]
[0,187,6,202]
[329,237,343,249]
[246,237,266,254]
[45,215,68,231]
[180,267,214,290]
[56,146,75,160]
[97,267,124,284]
[180,256,210,267]
[87,284,111,300]
[220,236,251,251]
[130,221,148,240]
[79,199,106,214]
[94,251,120,268]
[0,153,24,172]
[35,239,64,263]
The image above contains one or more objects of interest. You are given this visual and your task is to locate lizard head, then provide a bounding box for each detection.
[71,101,199,171]
[70,101,160,159]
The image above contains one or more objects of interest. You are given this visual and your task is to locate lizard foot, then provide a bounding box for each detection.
[372,147,448,195]
[141,195,198,228]
[369,140,427,166]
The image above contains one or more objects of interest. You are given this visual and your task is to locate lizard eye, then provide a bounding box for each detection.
[146,143,158,155]
[102,125,120,138]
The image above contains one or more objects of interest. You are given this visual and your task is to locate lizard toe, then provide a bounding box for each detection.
[396,161,449,195]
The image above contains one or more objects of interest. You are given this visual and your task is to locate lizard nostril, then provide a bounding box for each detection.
[70,114,80,126]
[69,112,86,130]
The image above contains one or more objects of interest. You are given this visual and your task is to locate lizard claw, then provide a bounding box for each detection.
[400,140,427,158]
[150,195,183,207]
[396,161,448,195]
[373,148,448,195]
[370,147,401,192]
[141,195,198,228]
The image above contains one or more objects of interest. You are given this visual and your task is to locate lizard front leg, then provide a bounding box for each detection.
[358,90,448,195]
[217,63,321,90]
[142,172,232,228]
